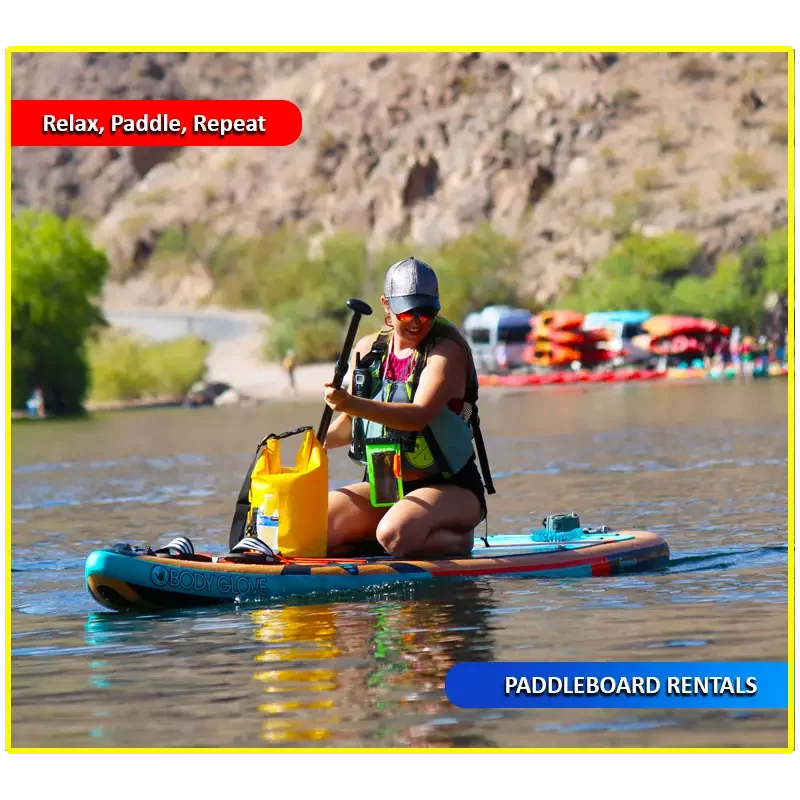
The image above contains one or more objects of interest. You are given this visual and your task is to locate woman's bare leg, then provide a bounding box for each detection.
[327,482,388,555]
[375,485,482,559]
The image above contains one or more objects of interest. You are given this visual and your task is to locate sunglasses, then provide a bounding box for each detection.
[396,307,438,323]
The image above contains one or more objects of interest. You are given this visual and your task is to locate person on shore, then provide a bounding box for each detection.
[321,257,494,560]
[282,349,297,396]
[776,330,788,366]
[26,386,45,418]
[740,335,755,378]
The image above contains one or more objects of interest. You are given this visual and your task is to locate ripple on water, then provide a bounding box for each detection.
[536,717,681,734]
[645,639,709,649]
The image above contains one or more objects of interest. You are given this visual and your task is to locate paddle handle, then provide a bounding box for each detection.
[317,299,373,445]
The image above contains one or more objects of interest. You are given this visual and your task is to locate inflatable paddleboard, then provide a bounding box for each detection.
[85,527,670,612]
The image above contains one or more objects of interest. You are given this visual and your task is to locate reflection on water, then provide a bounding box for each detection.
[253,606,342,743]
[10,380,789,748]
[250,583,498,747]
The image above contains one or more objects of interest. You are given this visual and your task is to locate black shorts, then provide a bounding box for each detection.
[366,456,487,522]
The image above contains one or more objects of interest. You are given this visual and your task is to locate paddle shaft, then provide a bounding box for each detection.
[317,299,373,445]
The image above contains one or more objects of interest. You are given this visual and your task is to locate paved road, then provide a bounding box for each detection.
[103,308,267,345]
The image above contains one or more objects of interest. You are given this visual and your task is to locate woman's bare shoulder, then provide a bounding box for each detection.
[428,336,464,360]
[353,331,385,360]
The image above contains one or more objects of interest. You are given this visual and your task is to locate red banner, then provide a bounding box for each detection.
[11,100,303,147]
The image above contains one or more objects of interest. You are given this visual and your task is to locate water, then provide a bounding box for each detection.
[10,379,789,748]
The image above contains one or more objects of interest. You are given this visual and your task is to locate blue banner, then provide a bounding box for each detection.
[445,662,788,709]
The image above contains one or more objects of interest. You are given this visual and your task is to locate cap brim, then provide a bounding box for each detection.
[387,294,441,314]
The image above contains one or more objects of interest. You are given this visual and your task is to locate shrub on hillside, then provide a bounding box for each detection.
[262,224,525,364]
[559,232,702,313]
[670,229,788,331]
[88,330,210,402]
[259,225,525,364]
[559,228,788,335]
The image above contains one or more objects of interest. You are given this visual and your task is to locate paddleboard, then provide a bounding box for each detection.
[85,527,670,612]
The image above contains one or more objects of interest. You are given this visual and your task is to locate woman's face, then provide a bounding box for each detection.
[382,297,437,346]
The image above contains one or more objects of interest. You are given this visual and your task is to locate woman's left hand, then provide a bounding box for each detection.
[324,382,353,413]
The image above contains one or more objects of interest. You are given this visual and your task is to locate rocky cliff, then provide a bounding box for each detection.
[12,51,789,308]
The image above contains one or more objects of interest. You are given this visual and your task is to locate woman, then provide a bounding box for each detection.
[322,258,490,560]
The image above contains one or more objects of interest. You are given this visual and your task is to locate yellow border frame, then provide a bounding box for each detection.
[5,45,795,755]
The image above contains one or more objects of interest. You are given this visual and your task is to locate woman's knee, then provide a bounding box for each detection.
[327,484,382,544]
[376,487,482,557]
[375,515,425,558]
[327,488,358,539]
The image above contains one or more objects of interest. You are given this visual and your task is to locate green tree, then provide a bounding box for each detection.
[750,228,789,296]
[430,223,524,325]
[11,210,109,413]
[670,228,788,332]
[263,230,370,364]
[559,227,787,335]
[261,226,525,363]
[559,232,702,313]
[671,255,762,329]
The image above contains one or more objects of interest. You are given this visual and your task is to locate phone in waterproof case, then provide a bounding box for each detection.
[365,443,404,507]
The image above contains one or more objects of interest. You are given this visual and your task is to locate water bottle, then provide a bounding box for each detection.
[256,493,280,552]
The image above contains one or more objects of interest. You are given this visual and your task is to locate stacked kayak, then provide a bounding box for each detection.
[85,524,670,612]
[522,310,614,369]
[632,315,730,360]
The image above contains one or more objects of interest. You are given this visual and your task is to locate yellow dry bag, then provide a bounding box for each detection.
[228,426,329,557]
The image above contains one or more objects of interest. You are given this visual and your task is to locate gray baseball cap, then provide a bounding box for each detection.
[383,257,441,315]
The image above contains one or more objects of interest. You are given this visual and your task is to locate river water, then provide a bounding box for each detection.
[10,378,790,749]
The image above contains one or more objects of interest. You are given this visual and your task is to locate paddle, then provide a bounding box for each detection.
[317,298,373,445]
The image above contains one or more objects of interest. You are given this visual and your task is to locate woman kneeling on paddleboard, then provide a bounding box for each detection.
[322,257,495,559]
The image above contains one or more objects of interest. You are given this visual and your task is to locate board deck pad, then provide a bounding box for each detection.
[279,532,638,563]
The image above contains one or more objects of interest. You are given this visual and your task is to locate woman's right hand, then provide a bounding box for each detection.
[324,382,353,413]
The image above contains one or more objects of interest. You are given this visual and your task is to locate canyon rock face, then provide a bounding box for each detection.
[12,51,789,308]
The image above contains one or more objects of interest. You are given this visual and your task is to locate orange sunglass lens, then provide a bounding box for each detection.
[397,310,434,322]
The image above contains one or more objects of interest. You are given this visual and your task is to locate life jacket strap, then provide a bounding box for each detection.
[407,324,496,494]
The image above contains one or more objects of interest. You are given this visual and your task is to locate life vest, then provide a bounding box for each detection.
[349,318,496,493]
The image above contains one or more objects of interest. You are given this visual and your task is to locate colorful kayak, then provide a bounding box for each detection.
[535,310,585,331]
[642,315,727,338]
[525,312,617,368]
[84,526,670,612]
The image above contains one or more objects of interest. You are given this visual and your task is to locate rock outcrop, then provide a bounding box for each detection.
[12,51,789,307]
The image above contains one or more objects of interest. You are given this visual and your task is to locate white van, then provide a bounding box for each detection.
[463,306,533,374]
